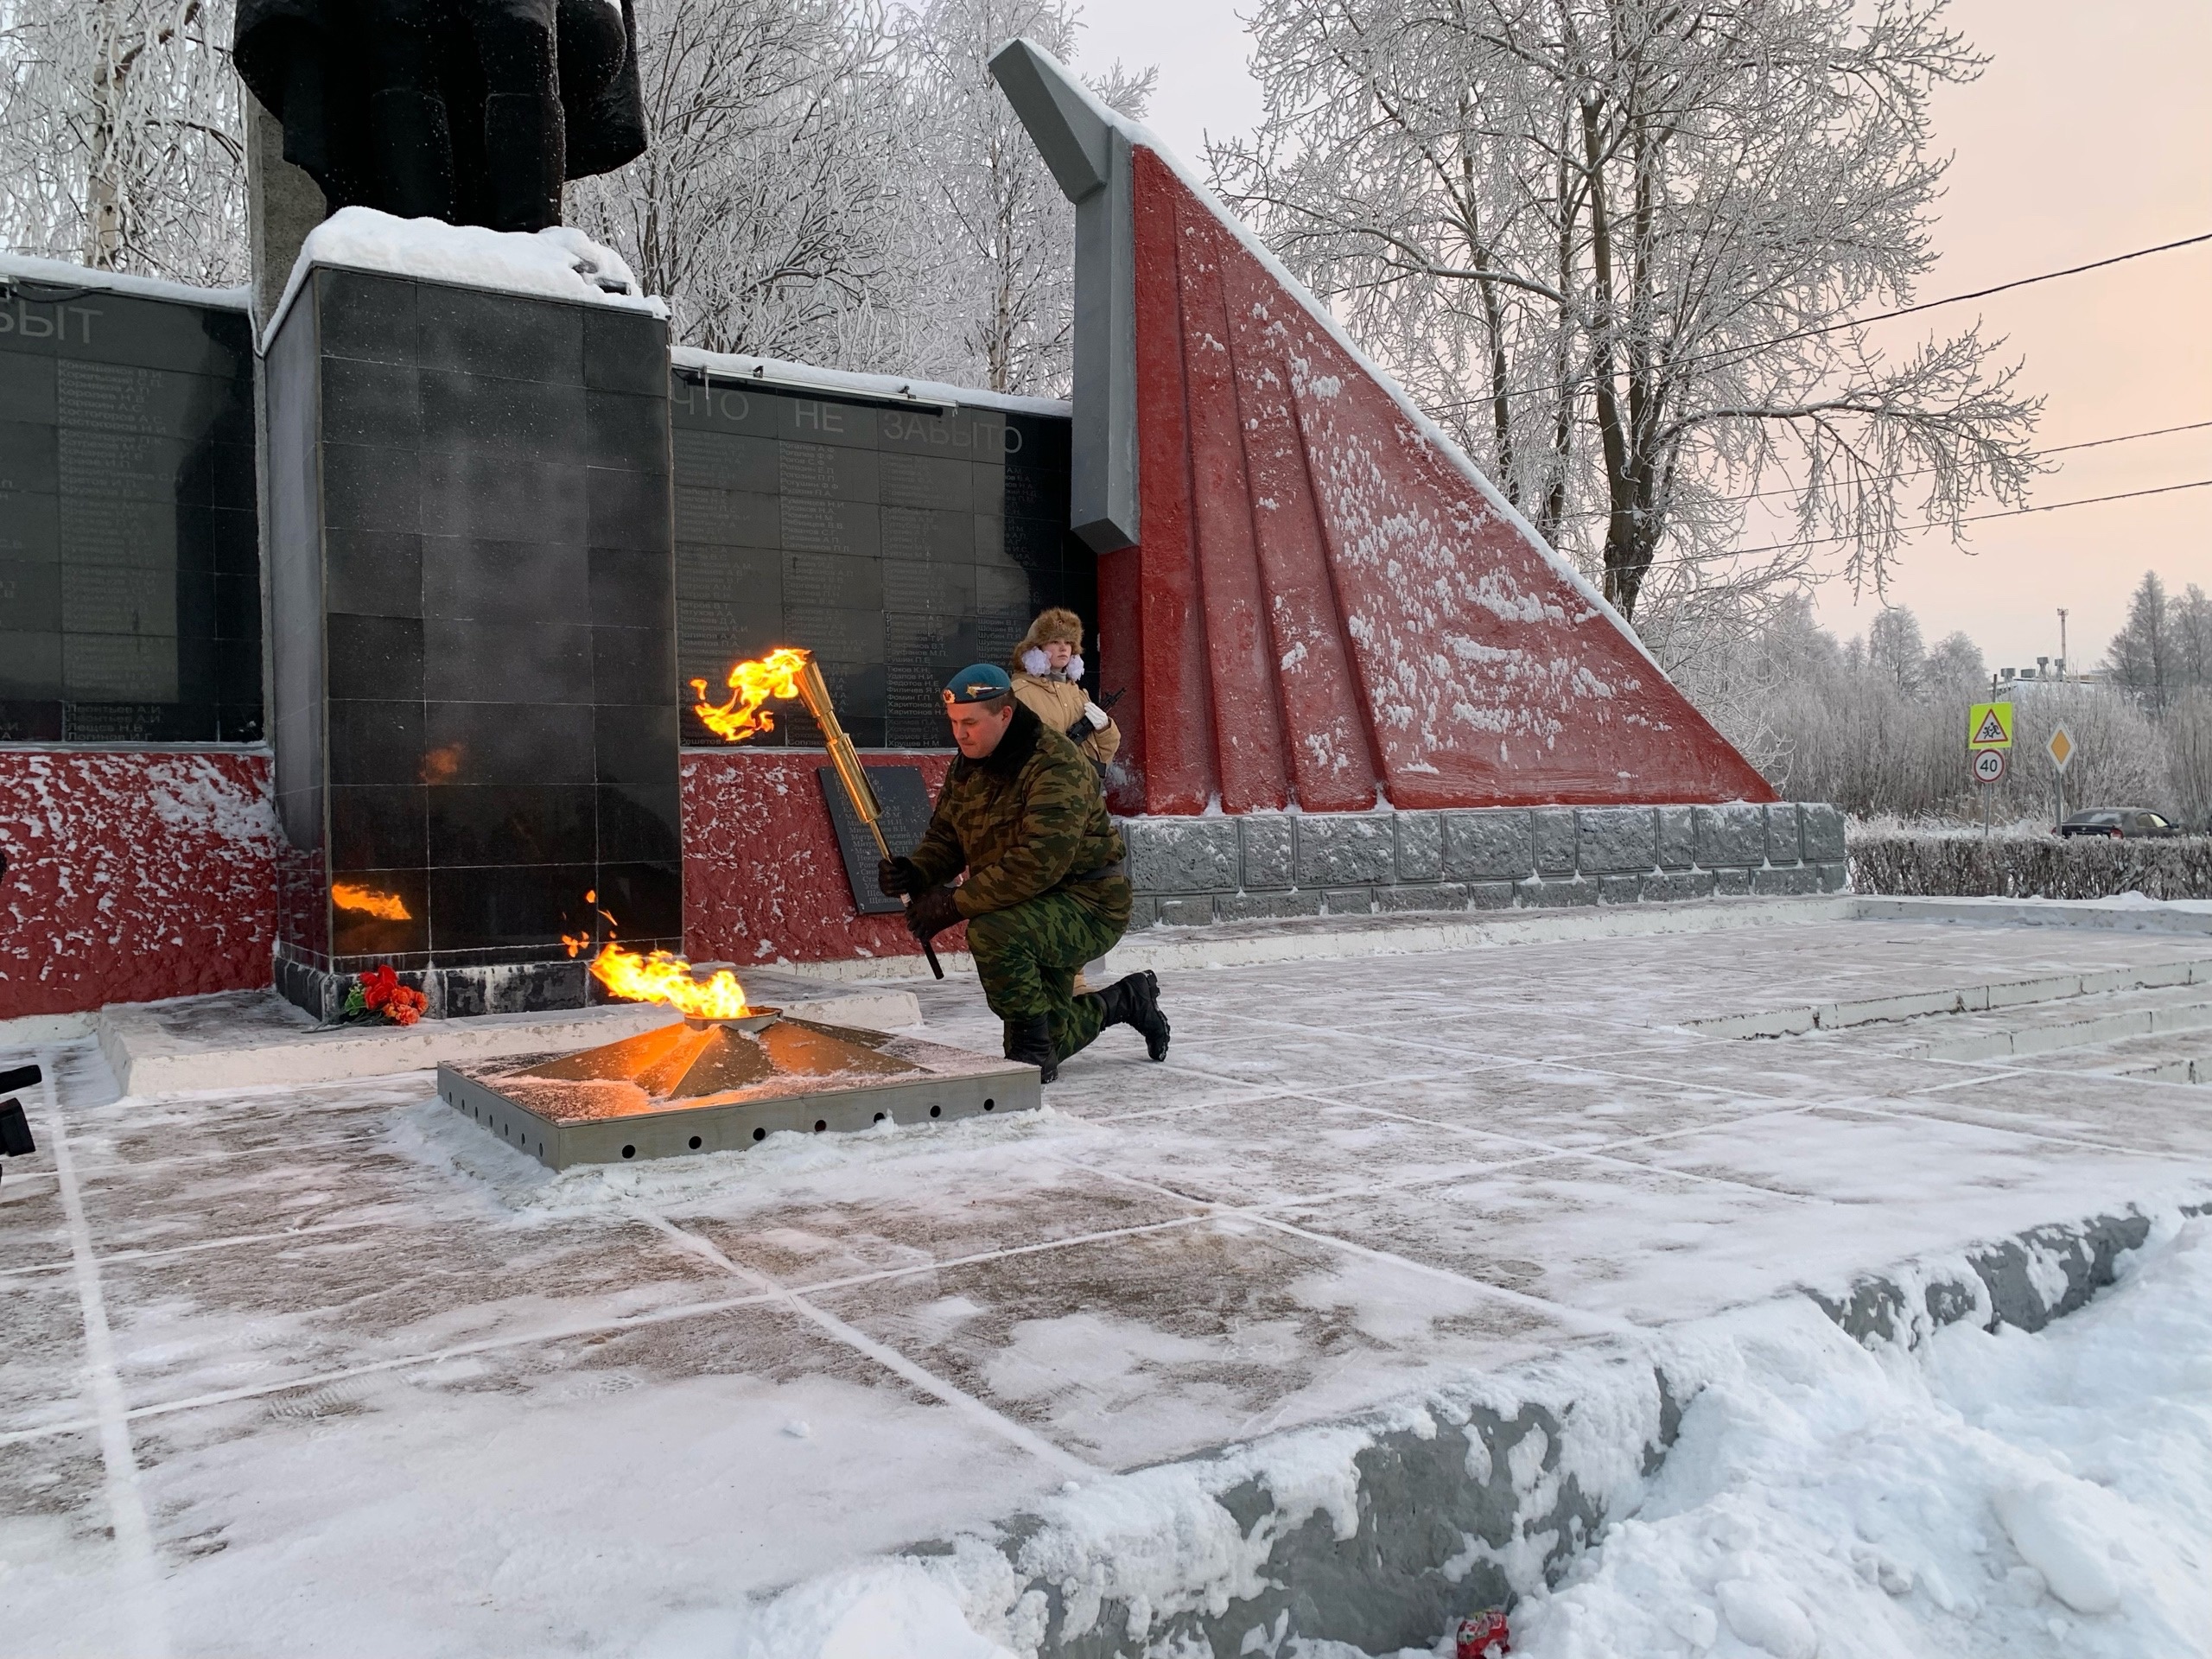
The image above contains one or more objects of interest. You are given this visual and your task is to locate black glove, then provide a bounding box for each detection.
[878,855,923,898]
[907,886,963,942]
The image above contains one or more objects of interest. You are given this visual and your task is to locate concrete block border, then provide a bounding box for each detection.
[915,1204,2198,1659]
[1119,803,1846,928]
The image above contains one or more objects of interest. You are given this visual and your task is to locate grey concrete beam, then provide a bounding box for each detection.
[245,98,327,334]
[989,38,1138,552]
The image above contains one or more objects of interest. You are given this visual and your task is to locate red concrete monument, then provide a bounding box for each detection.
[991,41,1776,817]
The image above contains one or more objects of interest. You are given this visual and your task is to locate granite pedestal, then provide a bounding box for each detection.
[264,266,678,1019]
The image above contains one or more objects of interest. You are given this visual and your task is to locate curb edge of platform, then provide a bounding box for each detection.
[906,1197,2212,1658]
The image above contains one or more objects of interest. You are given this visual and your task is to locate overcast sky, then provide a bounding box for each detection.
[1075,0,2212,676]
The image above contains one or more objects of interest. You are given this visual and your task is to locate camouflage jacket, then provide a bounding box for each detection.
[910,702,1127,918]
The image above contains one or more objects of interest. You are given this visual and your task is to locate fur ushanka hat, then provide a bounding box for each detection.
[1012,607,1084,664]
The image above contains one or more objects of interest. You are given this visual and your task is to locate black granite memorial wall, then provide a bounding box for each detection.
[265,267,679,1018]
[0,275,260,743]
[669,373,1086,749]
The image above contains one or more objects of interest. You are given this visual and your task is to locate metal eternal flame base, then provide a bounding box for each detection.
[435,1007,1039,1170]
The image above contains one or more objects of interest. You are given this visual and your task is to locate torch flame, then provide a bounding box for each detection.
[332,881,411,921]
[584,943,751,1020]
[691,645,813,742]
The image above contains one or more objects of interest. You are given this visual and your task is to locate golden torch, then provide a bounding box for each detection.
[693,648,944,979]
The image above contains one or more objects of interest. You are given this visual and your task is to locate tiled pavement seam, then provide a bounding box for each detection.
[33,1046,173,1659]
[3,1040,1815,1453]
[12,964,2212,1481]
[627,1205,1101,1479]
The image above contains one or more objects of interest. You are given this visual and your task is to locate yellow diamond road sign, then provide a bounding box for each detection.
[2049,724,2075,772]
[1968,702,2014,750]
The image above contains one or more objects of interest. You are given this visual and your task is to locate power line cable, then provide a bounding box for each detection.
[1425,230,2212,415]
[2039,418,2212,456]
[1713,232,2212,353]
[1551,417,2212,520]
[1637,476,2212,573]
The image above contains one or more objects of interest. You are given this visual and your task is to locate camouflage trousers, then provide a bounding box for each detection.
[966,877,1133,1060]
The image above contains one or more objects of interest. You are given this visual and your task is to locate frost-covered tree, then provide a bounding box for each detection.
[1738,601,2168,823]
[1,0,1160,387]
[1924,630,1986,699]
[1867,607,1929,695]
[2103,570,2173,711]
[562,0,1152,383]
[1663,588,1835,778]
[564,0,916,365]
[2165,584,2212,695]
[890,0,1152,394]
[1211,0,2041,624]
[2166,690,2212,832]
[0,0,246,283]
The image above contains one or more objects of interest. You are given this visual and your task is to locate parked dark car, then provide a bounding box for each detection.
[2057,809,2181,838]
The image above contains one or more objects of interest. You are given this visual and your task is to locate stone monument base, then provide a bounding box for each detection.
[262,257,681,1022]
[274,952,605,1024]
[1120,801,1847,929]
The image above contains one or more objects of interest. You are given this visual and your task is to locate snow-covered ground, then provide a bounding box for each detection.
[1500,1217,2212,1659]
[5,911,2212,1656]
[1224,1217,2212,1659]
[734,1218,2212,1659]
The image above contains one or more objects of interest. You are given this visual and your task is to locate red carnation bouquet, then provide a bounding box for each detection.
[341,964,428,1027]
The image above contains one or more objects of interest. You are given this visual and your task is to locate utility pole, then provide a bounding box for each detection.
[2058,608,2069,680]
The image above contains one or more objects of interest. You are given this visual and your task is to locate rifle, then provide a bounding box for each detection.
[792,656,944,980]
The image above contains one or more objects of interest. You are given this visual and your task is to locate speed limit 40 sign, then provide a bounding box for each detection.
[1973,748,2007,785]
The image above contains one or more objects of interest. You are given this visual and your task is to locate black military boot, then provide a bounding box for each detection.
[1004,1015,1058,1084]
[1099,971,1171,1061]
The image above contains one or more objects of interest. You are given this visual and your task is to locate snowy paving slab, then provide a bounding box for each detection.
[5,911,2212,1654]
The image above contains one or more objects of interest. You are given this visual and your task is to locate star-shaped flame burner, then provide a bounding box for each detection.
[435,1010,1039,1170]
[518,1008,920,1100]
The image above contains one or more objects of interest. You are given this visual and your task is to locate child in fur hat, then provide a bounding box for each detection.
[1010,607,1120,769]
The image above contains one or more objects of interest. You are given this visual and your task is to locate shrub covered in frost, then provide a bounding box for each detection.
[1848,830,2212,899]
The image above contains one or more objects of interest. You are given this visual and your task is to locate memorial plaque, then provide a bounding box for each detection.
[673,428,779,492]
[881,505,975,562]
[815,764,937,914]
[779,442,878,502]
[0,275,260,743]
[670,372,1086,749]
[780,494,880,556]
[879,452,973,511]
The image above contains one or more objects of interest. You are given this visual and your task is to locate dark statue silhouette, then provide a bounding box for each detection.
[235,0,648,233]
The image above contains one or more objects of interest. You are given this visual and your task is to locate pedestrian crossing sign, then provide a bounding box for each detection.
[1967,702,2014,750]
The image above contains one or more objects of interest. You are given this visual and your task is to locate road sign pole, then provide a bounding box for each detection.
[2045,724,2075,834]
[1968,701,2018,839]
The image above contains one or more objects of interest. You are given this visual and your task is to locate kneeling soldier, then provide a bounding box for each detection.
[880,664,1169,1082]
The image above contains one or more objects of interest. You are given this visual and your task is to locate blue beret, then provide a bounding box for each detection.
[943,663,1014,704]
